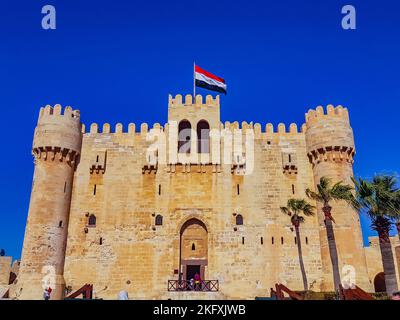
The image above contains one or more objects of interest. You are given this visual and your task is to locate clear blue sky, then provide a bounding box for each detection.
[1,0,399,259]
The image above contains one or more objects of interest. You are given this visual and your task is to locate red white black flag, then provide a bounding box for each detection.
[194,64,227,95]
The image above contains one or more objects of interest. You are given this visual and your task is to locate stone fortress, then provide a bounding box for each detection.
[1,94,399,299]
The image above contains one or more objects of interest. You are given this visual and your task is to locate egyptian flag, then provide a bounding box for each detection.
[195,65,227,95]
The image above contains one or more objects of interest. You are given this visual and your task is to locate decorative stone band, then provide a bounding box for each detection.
[32,146,80,167]
[307,146,355,166]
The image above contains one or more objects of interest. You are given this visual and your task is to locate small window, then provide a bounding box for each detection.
[242,237,245,245]
[237,184,240,195]
[288,154,292,163]
[267,141,271,145]
[155,214,163,226]
[58,221,63,228]
[261,237,264,245]
[272,237,274,245]
[281,237,284,245]
[236,214,243,225]
[292,184,295,194]
[88,214,96,226]
[294,236,297,245]
[96,155,99,162]
[158,184,161,195]
[191,243,195,251]
[306,237,309,245]
[99,237,103,245]
[93,184,97,196]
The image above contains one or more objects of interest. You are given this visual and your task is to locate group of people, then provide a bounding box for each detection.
[188,273,202,291]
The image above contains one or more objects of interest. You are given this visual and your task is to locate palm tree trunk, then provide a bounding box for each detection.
[377,224,399,296]
[323,205,341,292]
[396,222,400,241]
[295,225,308,291]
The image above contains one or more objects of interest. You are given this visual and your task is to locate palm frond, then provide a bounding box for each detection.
[355,174,400,222]
[282,198,315,225]
[280,206,291,216]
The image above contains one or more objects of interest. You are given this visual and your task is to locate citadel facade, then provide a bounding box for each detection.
[2,94,400,299]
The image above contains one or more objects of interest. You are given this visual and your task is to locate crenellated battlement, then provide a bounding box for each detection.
[168,94,220,108]
[84,122,165,134]
[82,121,307,136]
[38,104,81,123]
[221,121,306,135]
[305,104,349,128]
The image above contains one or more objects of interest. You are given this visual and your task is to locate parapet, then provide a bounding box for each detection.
[38,104,81,123]
[84,122,164,134]
[168,94,220,108]
[220,121,304,135]
[305,105,349,129]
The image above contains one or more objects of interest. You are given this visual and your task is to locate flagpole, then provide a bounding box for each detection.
[193,61,196,99]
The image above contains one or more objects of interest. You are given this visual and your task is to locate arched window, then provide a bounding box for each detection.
[191,243,195,251]
[88,214,96,226]
[155,214,163,226]
[236,214,243,225]
[178,120,191,154]
[196,120,210,153]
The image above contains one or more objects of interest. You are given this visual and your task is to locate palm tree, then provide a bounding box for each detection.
[395,191,400,240]
[305,177,357,292]
[280,198,315,291]
[354,175,400,296]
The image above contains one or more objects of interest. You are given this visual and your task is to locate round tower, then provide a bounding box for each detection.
[304,105,372,292]
[17,104,82,300]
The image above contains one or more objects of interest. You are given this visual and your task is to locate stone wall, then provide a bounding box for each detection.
[364,236,400,291]
[0,256,12,286]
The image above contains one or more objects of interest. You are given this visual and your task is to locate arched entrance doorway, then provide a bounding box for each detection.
[374,272,386,293]
[180,218,208,281]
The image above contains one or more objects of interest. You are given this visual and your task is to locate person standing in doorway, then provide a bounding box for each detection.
[194,273,201,291]
[43,287,52,300]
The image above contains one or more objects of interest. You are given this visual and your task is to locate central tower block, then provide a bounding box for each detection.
[167,94,220,167]
[17,105,82,299]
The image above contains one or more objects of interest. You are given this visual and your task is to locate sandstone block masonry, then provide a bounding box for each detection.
[13,94,400,299]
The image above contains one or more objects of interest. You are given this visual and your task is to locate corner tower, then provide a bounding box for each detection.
[304,105,372,291]
[17,105,82,300]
